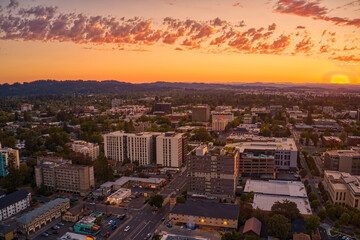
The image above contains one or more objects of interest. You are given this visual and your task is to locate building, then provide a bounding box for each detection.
[156,132,187,168]
[59,232,97,240]
[228,138,298,175]
[107,188,131,204]
[62,202,88,223]
[347,136,360,146]
[322,136,342,147]
[243,179,312,215]
[155,102,172,113]
[192,105,210,122]
[73,213,102,236]
[21,104,33,112]
[212,111,234,122]
[313,118,339,130]
[169,201,239,230]
[0,224,16,240]
[243,217,262,237]
[212,118,229,131]
[35,157,95,196]
[111,98,123,108]
[0,146,20,177]
[16,198,70,235]
[0,189,32,221]
[187,144,239,199]
[100,176,166,190]
[103,131,157,165]
[293,233,311,240]
[324,171,360,209]
[324,150,360,175]
[71,140,100,160]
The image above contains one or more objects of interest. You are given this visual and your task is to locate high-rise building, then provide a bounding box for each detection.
[192,105,210,122]
[324,149,360,175]
[227,138,298,175]
[187,144,239,199]
[212,118,229,131]
[156,132,187,168]
[212,111,234,122]
[104,131,158,165]
[155,103,172,113]
[0,145,20,177]
[35,157,94,196]
[71,140,100,160]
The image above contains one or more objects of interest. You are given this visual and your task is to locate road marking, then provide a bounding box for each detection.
[125,220,146,240]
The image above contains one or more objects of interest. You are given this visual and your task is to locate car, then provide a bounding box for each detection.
[161,218,166,222]
[51,226,59,230]
[52,230,59,234]
[118,214,126,220]
[112,225,117,230]
[124,226,130,232]
[107,212,112,217]
[108,220,113,225]
[90,202,95,205]
[41,232,49,237]
[58,222,64,226]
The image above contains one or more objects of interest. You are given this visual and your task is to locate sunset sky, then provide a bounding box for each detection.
[0,0,359,84]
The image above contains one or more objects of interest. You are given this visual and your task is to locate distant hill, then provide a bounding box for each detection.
[0,80,358,96]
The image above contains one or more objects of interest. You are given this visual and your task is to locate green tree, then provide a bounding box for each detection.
[94,215,103,225]
[271,200,300,220]
[221,230,243,240]
[308,192,317,202]
[310,200,320,211]
[299,169,307,178]
[267,214,290,240]
[176,196,186,203]
[340,212,351,225]
[317,209,326,221]
[306,215,320,235]
[94,153,114,183]
[148,194,164,209]
[190,127,212,142]
[304,112,313,125]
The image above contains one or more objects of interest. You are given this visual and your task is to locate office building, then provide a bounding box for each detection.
[71,140,100,160]
[16,198,70,235]
[0,224,16,240]
[227,138,297,175]
[107,188,131,204]
[212,111,234,122]
[324,149,360,175]
[169,201,239,230]
[347,136,360,146]
[187,144,239,199]
[192,105,210,122]
[324,171,360,209]
[156,132,186,168]
[103,131,157,165]
[62,202,88,223]
[212,118,229,131]
[243,179,312,215]
[35,157,95,196]
[155,102,172,113]
[0,145,20,177]
[0,190,32,221]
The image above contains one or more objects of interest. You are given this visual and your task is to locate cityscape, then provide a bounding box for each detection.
[0,0,360,240]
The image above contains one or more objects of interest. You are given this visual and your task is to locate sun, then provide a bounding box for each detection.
[330,74,350,84]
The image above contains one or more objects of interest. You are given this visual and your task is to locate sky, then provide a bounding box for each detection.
[0,0,360,84]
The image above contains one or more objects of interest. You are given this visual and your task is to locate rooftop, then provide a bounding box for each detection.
[100,176,166,188]
[170,201,239,220]
[227,138,297,152]
[0,189,30,210]
[325,170,360,195]
[17,198,69,224]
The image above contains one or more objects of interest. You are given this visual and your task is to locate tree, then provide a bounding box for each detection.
[340,212,351,225]
[190,127,212,142]
[148,194,164,209]
[94,215,103,225]
[317,209,326,221]
[221,230,242,240]
[299,169,307,178]
[308,192,317,202]
[305,215,320,235]
[310,200,320,211]
[176,196,186,203]
[304,112,313,125]
[271,200,300,220]
[94,153,114,183]
[267,214,290,240]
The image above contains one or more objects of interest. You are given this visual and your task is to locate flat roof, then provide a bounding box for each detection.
[101,176,166,188]
[59,232,97,240]
[244,180,307,198]
[170,201,239,220]
[227,138,297,152]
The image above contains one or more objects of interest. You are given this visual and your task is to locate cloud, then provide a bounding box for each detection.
[295,36,314,53]
[233,2,244,8]
[268,23,277,31]
[331,55,360,62]
[296,25,306,29]
[7,0,19,9]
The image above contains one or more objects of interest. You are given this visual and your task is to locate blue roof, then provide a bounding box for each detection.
[17,198,69,224]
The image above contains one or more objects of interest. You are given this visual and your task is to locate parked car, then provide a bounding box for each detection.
[41,232,49,237]
[124,226,130,232]
[58,222,64,226]
[90,202,95,205]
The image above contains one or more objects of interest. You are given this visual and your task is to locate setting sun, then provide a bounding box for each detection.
[330,74,351,84]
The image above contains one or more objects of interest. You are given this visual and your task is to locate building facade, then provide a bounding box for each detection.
[324,171,360,209]
[187,144,239,199]
[71,140,99,160]
[192,105,210,122]
[212,119,229,131]
[35,158,95,196]
[0,146,20,177]
[17,198,70,235]
[0,190,31,221]
[156,132,186,168]
[107,188,131,204]
[324,149,360,175]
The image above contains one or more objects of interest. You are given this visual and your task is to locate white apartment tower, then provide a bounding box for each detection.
[156,132,183,168]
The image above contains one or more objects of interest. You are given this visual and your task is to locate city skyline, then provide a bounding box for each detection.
[0,0,360,84]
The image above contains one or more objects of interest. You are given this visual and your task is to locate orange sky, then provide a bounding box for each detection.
[0,0,359,84]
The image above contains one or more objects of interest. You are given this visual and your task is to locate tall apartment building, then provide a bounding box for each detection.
[192,105,210,122]
[187,144,239,199]
[324,171,360,209]
[104,131,158,165]
[35,157,94,196]
[0,144,20,177]
[227,138,297,175]
[71,140,100,160]
[212,118,229,131]
[156,132,187,168]
[324,149,360,175]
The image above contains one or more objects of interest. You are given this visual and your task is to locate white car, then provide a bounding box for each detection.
[124,226,130,232]
[90,202,95,205]
[108,220,113,225]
